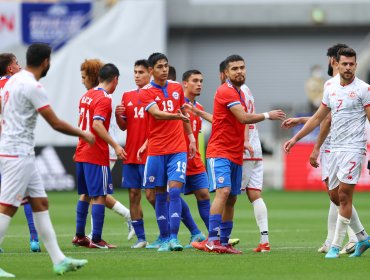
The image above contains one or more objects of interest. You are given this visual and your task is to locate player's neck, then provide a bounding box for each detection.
[184,92,195,103]
[153,78,166,87]
[25,66,41,81]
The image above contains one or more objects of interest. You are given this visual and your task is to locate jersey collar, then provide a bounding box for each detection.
[150,80,169,98]
[184,96,196,105]
[96,87,109,95]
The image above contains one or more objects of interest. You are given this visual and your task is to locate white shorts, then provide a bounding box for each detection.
[320,152,331,182]
[241,160,263,191]
[328,151,365,191]
[0,156,47,207]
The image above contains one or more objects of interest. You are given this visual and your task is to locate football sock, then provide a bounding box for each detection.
[75,200,89,237]
[0,213,11,246]
[326,201,337,245]
[349,206,367,242]
[252,198,269,243]
[220,221,233,246]
[332,214,350,248]
[112,201,131,220]
[91,204,105,243]
[169,188,182,239]
[347,226,358,243]
[132,219,146,241]
[155,192,169,240]
[208,214,222,242]
[23,202,38,242]
[33,211,65,265]
[197,199,210,230]
[180,197,200,235]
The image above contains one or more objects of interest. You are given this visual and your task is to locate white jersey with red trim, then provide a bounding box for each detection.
[0,70,49,156]
[241,84,262,160]
[322,75,370,154]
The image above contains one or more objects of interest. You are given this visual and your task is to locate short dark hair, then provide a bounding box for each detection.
[147,52,168,68]
[182,69,202,82]
[336,47,357,62]
[99,63,120,83]
[168,65,176,80]
[134,59,149,69]
[327,43,348,60]
[219,60,226,73]
[224,54,244,69]
[26,43,51,67]
[0,53,16,76]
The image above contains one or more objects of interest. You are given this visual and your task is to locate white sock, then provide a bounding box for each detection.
[0,213,12,245]
[112,201,130,220]
[33,211,65,265]
[349,206,367,242]
[332,214,350,248]
[252,198,269,243]
[326,201,337,245]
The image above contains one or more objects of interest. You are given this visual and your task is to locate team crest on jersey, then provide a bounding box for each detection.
[348,91,356,99]
[172,91,179,100]
[149,176,155,183]
[218,177,224,183]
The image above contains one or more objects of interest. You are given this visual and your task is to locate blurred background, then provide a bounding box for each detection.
[2,0,370,191]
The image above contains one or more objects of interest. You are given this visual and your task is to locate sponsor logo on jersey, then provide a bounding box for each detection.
[172,91,179,100]
[127,101,133,106]
[218,176,224,183]
[155,96,161,101]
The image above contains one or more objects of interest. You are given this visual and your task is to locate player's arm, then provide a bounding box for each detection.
[244,125,254,158]
[284,104,330,153]
[229,104,286,124]
[309,114,331,168]
[115,104,127,131]
[181,107,196,159]
[39,106,95,144]
[137,139,148,161]
[92,119,127,160]
[364,106,370,173]
[147,103,189,122]
[183,103,213,123]
[281,117,310,129]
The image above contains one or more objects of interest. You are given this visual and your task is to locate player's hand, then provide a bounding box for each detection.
[137,143,147,161]
[177,109,190,123]
[281,118,300,129]
[115,105,126,117]
[81,131,95,145]
[283,138,297,153]
[244,142,254,158]
[188,141,196,159]
[309,147,320,168]
[183,103,200,116]
[72,153,76,162]
[115,145,127,160]
[268,110,286,121]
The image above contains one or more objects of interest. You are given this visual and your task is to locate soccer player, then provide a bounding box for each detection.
[139,52,196,252]
[0,43,91,277]
[205,54,285,254]
[115,59,155,248]
[284,47,370,258]
[241,84,271,252]
[74,63,126,249]
[281,43,357,254]
[72,59,133,250]
[168,65,176,81]
[0,53,42,253]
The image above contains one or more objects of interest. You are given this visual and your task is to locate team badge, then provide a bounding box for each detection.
[149,176,155,183]
[109,183,113,190]
[172,91,179,100]
[348,91,356,99]
[218,177,224,183]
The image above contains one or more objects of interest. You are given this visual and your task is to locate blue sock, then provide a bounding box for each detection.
[132,219,146,241]
[23,203,38,242]
[169,188,182,240]
[208,214,222,241]
[181,197,200,235]
[91,204,105,243]
[155,193,169,240]
[220,221,233,246]
[75,200,89,237]
[197,199,210,230]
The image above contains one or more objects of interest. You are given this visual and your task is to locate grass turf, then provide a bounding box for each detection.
[1,190,370,279]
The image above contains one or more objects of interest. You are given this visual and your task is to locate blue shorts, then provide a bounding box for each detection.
[183,172,209,195]
[76,162,113,197]
[207,158,242,196]
[121,163,146,189]
[144,153,187,188]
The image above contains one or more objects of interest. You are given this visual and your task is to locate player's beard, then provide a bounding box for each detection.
[327,63,333,76]
[41,64,50,78]
[230,76,245,87]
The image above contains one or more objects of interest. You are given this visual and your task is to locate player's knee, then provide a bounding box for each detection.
[169,187,181,200]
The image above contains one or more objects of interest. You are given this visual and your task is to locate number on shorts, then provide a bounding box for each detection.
[176,161,186,173]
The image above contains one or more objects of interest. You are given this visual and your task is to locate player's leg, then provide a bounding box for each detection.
[192,172,211,230]
[23,199,41,252]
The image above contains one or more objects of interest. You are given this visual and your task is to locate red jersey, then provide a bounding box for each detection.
[75,87,112,166]
[139,80,187,156]
[206,81,246,165]
[184,98,206,175]
[0,76,10,90]
[121,88,148,164]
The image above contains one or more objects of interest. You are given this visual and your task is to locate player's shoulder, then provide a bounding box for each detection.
[195,101,204,110]
[355,77,370,91]
[324,75,339,89]
[123,88,138,96]
[141,83,152,90]
[168,80,182,90]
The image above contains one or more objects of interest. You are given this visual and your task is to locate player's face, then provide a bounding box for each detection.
[183,74,203,96]
[337,55,356,83]
[81,70,93,90]
[226,60,246,87]
[8,57,21,75]
[134,65,150,88]
[151,59,168,83]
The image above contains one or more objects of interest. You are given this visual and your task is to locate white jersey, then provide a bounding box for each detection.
[320,76,336,153]
[0,70,49,156]
[322,75,370,154]
[241,84,262,160]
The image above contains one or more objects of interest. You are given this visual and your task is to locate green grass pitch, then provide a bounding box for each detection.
[1,190,370,279]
